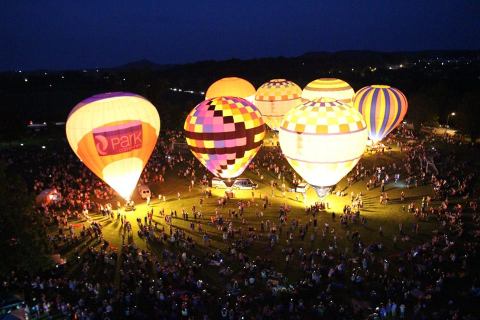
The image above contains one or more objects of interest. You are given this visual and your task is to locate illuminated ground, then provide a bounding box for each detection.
[61,140,437,282]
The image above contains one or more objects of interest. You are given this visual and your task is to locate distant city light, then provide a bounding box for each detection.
[24,78,28,82]
[42,146,46,149]
[61,75,65,79]
[20,143,24,146]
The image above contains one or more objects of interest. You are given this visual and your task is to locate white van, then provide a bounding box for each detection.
[232,178,257,190]
[295,183,308,193]
[138,185,151,199]
[211,177,228,189]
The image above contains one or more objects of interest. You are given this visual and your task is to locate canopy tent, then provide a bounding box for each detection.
[35,188,62,206]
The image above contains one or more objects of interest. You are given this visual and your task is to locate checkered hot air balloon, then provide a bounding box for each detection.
[279,98,367,198]
[255,79,302,130]
[354,85,408,142]
[302,78,355,105]
[184,96,266,179]
[66,92,160,200]
[205,77,256,103]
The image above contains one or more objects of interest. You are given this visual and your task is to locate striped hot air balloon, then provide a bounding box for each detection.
[279,98,367,198]
[302,78,355,105]
[354,85,408,142]
[66,92,160,200]
[255,79,302,130]
[184,96,265,179]
[205,77,256,103]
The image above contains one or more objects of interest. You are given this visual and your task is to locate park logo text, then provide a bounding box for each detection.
[93,121,143,156]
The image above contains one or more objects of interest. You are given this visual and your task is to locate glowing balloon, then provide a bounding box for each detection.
[66,92,160,200]
[302,78,355,105]
[255,79,302,130]
[205,77,256,103]
[184,96,265,179]
[354,85,408,142]
[279,98,367,198]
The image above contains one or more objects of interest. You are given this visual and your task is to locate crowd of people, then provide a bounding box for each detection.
[1,129,480,319]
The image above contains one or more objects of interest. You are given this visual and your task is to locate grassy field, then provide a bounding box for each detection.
[59,137,438,285]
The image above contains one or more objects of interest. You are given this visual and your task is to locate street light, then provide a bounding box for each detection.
[446,112,456,127]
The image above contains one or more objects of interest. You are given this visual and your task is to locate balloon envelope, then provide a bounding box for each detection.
[205,77,256,103]
[255,79,302,130]
[66,92,160,200]
[354,85,408,142]
[184,96,265,179]
[302,78,355,105]
[279,98,367,197]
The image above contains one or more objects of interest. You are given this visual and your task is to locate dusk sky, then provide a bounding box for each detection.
[1,0,479,71]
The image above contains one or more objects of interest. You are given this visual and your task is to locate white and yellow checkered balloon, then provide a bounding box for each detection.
[279,98,367,192]
[255,79,303,130]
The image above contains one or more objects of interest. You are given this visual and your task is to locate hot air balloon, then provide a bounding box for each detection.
[302,78,355,105]
[184,96,265,179]
[66,92,160,200]
[279,98,367,198]
[255,79,302,130]
[354,85,408,142]
[205,77,256,103]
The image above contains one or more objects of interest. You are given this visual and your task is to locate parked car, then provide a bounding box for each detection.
[211,177,228,189]
[138,184,151,199]
[232,178,257,190]
[295,183,308,193]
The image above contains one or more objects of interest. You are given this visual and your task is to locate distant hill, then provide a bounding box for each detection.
[3,50,478,74]
[111,59,175,71]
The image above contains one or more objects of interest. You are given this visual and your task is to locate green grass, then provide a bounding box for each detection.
[59,142,438,285]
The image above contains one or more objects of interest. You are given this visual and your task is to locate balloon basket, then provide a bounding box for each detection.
[313,186,331,199]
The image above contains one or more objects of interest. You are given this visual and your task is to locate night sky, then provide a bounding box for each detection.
[1,0,478,71]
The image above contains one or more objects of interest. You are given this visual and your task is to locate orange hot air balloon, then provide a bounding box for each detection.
[66,92,160,200]
[205,77,256,103]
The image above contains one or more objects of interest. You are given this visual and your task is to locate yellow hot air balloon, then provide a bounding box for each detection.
[205,77,256,103]
[255,79,302,130]
[302,78,355,105]
[66,92,160,200]
[279,98,367,198]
